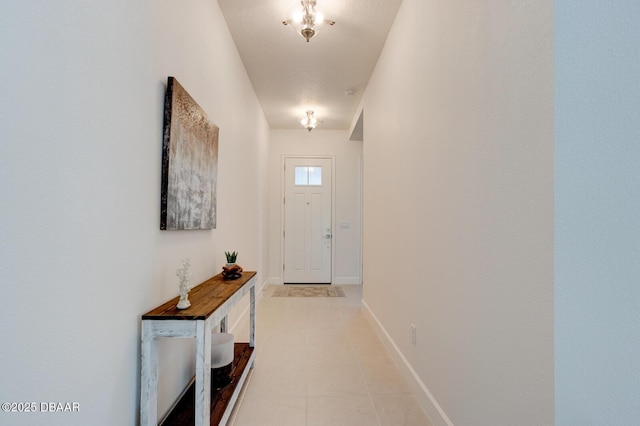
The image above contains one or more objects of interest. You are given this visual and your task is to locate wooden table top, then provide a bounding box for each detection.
[142,271,256,321]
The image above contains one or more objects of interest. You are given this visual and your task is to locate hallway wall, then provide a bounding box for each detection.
[0,1,269,424]
[361,1,554,424]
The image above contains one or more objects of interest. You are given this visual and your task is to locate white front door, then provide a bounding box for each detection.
[283,157,332,283]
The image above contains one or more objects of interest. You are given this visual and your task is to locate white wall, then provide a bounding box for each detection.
[268,129,363,285]
[361,1,554,425]
[555,1,640,424]
[0,1,269,424]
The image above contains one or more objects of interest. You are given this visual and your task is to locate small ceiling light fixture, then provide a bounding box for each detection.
[300,110,323,132]
[283,0,335,42]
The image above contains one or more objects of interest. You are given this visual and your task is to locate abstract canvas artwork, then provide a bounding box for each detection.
[161,77,218,230]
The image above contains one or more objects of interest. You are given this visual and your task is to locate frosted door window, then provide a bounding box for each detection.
[294,166,322,186]
[295,167,308,185]
[308,167,322,185]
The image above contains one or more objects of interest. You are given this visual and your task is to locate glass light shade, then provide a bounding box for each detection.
[301,111,322,132]
[283,0,333,42]
[300,116,318,127]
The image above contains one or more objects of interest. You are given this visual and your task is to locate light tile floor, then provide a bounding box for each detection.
[229,285,432,426]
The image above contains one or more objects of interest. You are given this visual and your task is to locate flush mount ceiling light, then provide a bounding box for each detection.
[282,0,335,42]
[300,110,323,132]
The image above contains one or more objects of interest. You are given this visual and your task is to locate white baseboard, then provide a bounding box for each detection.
[362,300,454,426]
[333,276,362,285]
[267,276,282,285]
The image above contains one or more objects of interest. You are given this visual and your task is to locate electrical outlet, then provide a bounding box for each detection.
[411,323,417,345]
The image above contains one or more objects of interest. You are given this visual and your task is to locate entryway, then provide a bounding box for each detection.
[282,156,333,284]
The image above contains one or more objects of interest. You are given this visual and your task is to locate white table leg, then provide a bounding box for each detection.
[194,320,212,426]
[250,285,255,348]
[140,321,158,426]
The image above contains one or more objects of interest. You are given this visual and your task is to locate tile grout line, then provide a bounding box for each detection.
[341,309,383,426]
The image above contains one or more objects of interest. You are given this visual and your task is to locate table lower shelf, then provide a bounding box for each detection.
[160,343,255,426]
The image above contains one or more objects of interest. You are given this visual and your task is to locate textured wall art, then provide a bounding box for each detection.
[161,77,218,230]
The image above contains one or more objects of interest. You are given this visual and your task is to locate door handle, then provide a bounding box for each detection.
[324,228,332,239]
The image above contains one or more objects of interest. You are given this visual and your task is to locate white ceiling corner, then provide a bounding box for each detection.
[217,0,403,130]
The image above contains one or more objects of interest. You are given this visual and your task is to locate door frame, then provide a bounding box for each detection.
[280,155,336,284]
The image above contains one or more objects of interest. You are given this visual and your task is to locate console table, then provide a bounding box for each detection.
[140,271,256,426]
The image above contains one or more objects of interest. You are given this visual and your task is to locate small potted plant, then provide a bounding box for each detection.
[224,251,238,267]
[222,251,242,280]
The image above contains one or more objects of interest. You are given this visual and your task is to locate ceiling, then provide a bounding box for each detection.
[217,0,403,131]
